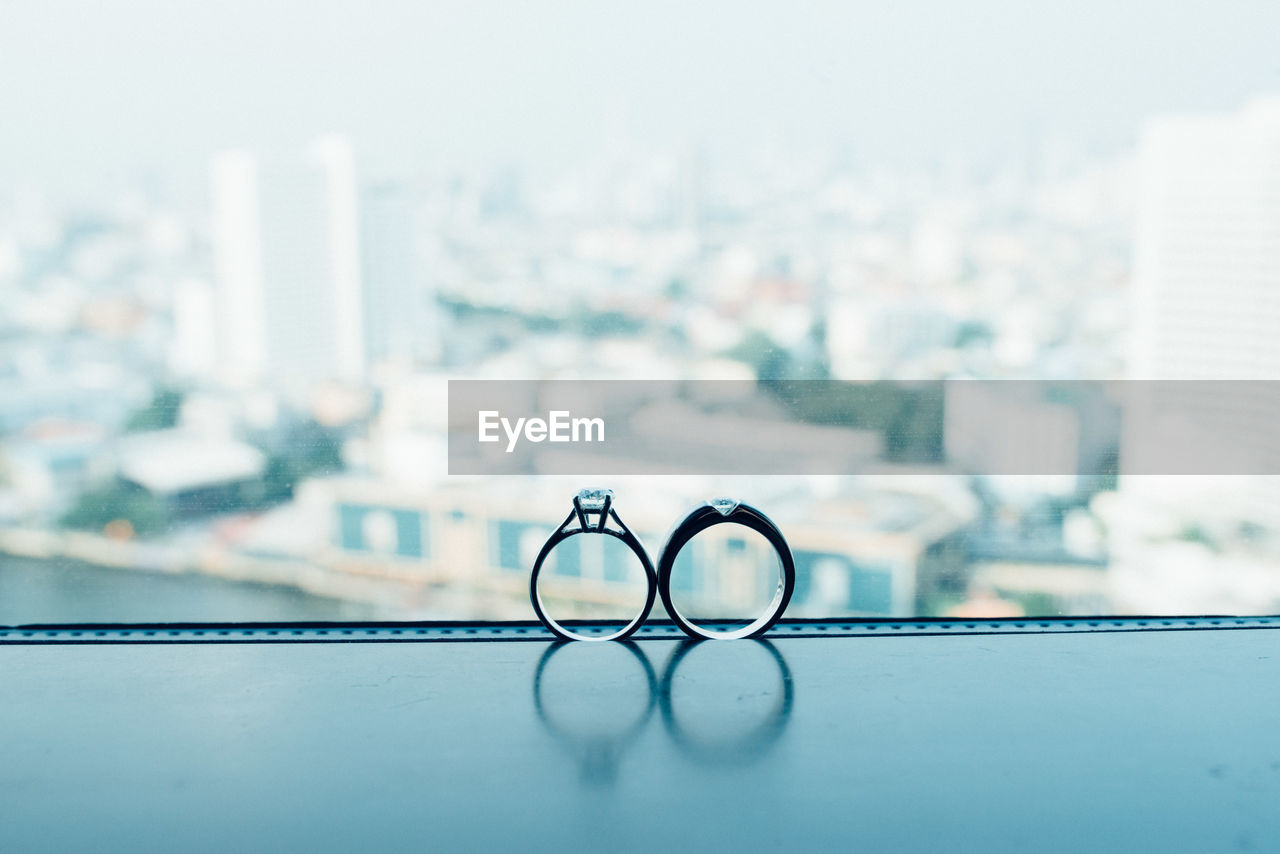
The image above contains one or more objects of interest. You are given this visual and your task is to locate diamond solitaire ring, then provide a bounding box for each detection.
[657,498,796,640]
[530,489,658,642]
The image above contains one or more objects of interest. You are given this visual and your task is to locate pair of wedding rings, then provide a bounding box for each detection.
[529,488,796,642]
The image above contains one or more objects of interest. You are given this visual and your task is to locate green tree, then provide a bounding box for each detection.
[61,480,170,537]
[763,380,945,463]
[258,422,345,503]
[124,387,184,433]
[724,330,795,382]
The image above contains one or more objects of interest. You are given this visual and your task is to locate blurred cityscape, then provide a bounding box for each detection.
[3,96,1280,623]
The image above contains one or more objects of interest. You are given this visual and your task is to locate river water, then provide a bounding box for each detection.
[0,553,375,625]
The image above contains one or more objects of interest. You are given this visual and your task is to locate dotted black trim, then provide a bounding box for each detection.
[1,617,1278,645]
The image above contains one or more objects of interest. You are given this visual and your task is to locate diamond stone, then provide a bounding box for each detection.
[709,497,740,516]
[576,488,613,509]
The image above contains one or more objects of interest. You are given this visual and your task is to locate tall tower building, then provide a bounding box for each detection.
[1126,97,1280,531]
[210,151,268,388]
[209,136,366,389]
[1131,98,1280,379]
[361,183,431,370]
[168,278,219,380]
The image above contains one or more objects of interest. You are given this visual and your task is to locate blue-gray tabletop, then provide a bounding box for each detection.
[2,619,1278,853]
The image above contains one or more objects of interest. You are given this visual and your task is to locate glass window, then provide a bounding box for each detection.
[2,2,1280,625]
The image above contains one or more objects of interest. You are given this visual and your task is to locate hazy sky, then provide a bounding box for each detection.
[3,0,1279,200]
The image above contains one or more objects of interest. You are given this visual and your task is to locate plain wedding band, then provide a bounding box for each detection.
[656,498,796,641]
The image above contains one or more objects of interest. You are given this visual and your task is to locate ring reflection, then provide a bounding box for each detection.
[532,640,657,787]
[658,639,794,767]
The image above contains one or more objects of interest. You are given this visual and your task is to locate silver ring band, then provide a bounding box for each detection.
[530,489,657,642]
[656,498,796,640]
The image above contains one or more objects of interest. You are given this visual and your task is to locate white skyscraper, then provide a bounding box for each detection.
[1125,97,1280,532]
[1131,97,1280,380]
[308,135,365,382]
[210,136,366,389]
[210,151,268,388]
[361,183,431,370]
[168,278,219,380]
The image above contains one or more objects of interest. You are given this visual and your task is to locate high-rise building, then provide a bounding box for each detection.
[1125,97,1280,533]
[168,278,219,379]
[210,151,267,388]
[209,136,366,389]
[1131,97,1280,379]
[361,183,432,370]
